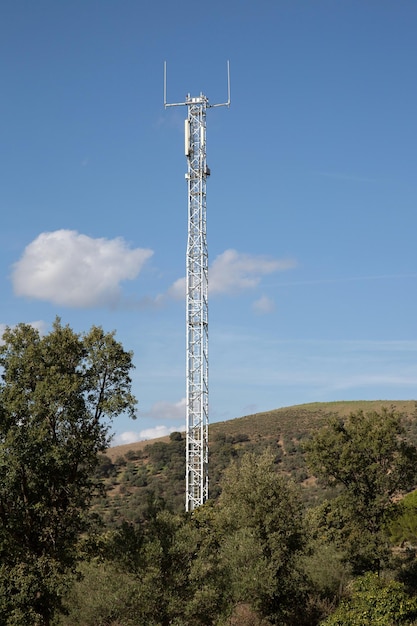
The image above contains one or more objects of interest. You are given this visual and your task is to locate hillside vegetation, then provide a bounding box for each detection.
[61,400,417,626]
[10,318,417,624]
[97,400,417,522]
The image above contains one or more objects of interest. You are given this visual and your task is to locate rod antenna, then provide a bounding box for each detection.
[164,61,231,108]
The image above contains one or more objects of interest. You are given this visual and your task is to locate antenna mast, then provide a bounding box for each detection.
[165,63,230,511]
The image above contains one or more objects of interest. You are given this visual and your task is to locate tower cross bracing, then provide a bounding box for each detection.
[185,95,209,511]
[164,64,230,511]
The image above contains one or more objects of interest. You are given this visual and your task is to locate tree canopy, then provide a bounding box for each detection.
[0,319,137,625]
[217,450,308,624]
[321,572,417,626]
[57,421,417,625]
[304,407,417,573]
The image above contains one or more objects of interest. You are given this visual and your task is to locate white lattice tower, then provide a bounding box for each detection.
[164,64,230,511]
[184,95,209,511]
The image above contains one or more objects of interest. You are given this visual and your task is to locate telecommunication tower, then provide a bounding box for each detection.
[164,63,230,511]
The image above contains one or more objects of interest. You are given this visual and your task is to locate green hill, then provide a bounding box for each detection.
[96,400,417,524]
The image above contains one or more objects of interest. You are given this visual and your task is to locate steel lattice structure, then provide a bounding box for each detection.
[165,65,230,511]
[184,95,210,511]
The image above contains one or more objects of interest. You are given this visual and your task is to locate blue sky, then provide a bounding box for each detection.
[1,1,417,445]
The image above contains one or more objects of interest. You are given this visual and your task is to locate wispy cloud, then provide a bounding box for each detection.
[112,424,183,446]
[12,230,153,308]
[145,397,186,421]
[167,277,185,300]
[210,249,296,294]
[112,398,186,445]
[167,249,296,301]
[252,295,275,314]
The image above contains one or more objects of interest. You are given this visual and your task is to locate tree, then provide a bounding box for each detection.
[0,319,137,625]
[217,450,308,625]
[304,408,417,573]
[389,489,417,546]
[321,572,417,626]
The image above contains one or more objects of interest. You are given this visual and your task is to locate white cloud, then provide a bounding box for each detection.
[167,249,296,300]
[111,399,186,445]
[252,295,275,314]
[113,424,183,446]
[146,397,186,420]
[29,320,48,334]
[167,277,185,300]
[210,249,295,294]
[12,230,153,308]
[111,398,187,445]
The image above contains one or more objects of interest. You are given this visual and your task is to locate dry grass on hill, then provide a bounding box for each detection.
[106,400,415,461]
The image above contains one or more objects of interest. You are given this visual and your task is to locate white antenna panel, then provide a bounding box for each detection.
[185,120,191,156]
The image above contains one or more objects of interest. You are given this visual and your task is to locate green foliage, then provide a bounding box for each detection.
[390,490,417,546]
[63,451,310,626]
[145,441,172,471]
[57,400,417,625]
[125,448,141,461]
[217,450,308,624]
[303,537,351,599]
[94,454,117,479]
[96,435,187,523]
[60,560,140,626]
[321,572,417,625]
[179,502,232,624]
[0,558,75,626]
[95,401,417,523]
[0,319,137,625]
[61,505,229,626]
[304,408,417,573]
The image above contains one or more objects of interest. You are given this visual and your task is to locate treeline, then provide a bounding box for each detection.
[61,407,417,626]
[2,321,417,624]
[94,423,325,525]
